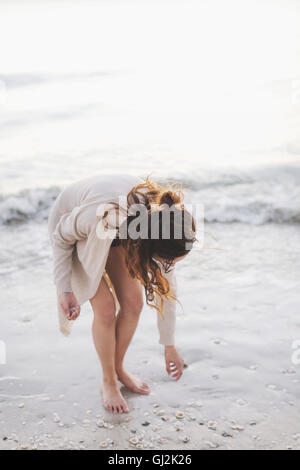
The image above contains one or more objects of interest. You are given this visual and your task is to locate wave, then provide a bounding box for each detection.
[203,200,300,224]
[1,164,300,225]
[0,186,61,225]
[161,163,300,224]
[161,161,300,191]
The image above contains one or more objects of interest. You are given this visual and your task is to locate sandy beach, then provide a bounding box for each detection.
[1,222,300,450]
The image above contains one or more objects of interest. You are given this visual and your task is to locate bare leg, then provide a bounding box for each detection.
[106,246,150,395]
[90,277,129,413]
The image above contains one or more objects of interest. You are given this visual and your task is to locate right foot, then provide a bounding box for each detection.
[100,381,130,414]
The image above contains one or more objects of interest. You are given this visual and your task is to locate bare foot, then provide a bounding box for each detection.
[117,369,150,395]
[101,381,130,413]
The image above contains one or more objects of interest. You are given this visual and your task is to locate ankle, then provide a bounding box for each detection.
[115,365,125,376]
[102,374,118,386]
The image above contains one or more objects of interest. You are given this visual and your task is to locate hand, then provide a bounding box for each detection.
[164,345,184,381]
[59,292,81,321]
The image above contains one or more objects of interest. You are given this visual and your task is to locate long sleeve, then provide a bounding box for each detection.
[155,266,177,346]
[51,205,90,295]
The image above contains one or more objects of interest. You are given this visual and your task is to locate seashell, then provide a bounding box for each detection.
[175,426,183,431]
[99,441,108,448]
[175,411,184,419]
[18,403,25,409]
[222,432,233,438]
[208,421,217,430]
[231,424,244,431]
[161,415,169,421]
[187,413,196,421]
[129,437,139,445]
[182,436,190,443]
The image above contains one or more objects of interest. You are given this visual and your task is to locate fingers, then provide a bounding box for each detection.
[60,303,80,321]
[166,360,184,381]
[166,361,172,376]
[59,293,81,321]
[170,362,181,380]
[174,362,183,381]
[68,305,81,320]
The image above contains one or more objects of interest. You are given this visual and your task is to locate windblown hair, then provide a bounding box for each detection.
[115,176,197,317]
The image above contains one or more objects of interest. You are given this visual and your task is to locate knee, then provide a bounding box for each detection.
[93,299,116,325]
[120,295,143,318]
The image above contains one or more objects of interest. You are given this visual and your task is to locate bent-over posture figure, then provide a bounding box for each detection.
[48,174,196,413]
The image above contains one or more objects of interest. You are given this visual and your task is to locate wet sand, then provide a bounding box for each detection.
[1,223,300,450]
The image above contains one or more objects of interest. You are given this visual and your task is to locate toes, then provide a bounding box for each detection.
[137,388,149,395]
[138,383,150,394]
[122,402,130,413]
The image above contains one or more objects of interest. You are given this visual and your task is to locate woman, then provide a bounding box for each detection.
[48,173,196,414]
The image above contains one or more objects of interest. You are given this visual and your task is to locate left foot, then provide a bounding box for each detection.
[117,369,150,395]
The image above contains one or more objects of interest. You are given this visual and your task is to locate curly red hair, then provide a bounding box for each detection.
[116,176,196,316]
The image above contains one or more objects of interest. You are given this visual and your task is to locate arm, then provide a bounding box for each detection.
[51,205,88,294]
[51,205,90,319]
[155,266,185,380]
[156,266,177,346]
